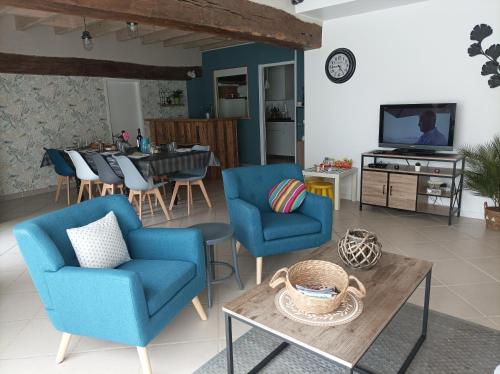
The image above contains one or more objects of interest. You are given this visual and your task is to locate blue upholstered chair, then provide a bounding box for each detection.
[45,148,76,205]
[222,164,333,285]
[13,195,207,374]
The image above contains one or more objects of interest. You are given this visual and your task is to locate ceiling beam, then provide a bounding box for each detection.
[0,52,202,80]
[162,33,213,48]
[0,0,322,49]
[85,20,123,37]
[115,24,159,42]
[181,37,227,49]
[51,16,100,34]
[200,40,248,52]
[14,15,53,30]
[141,29,190,45]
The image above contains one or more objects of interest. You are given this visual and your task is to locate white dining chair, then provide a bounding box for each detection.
[66,150,102,203]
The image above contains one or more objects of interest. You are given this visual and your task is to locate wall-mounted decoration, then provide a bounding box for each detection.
[325,48,356,84]
[467,24,500,88]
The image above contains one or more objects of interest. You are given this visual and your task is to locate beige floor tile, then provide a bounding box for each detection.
[0,318,79,359]
[463,316,499,330]
[0,248,27,272]
[0,270,24,293]
[408,286,483,319]
[432,259,497,285]
[73,336,126,353]
[418,226,473,242]
[0,320,30,353]
[0,292,43,321]
[448,283,500,316]
[376,227,431,246]
[489,316,500,328]
[440,239,500,259]
[218,312,252,340]
[4,271,36,293]
[396,242,457,261]
[150,303,219,345]
[467,257,500,281]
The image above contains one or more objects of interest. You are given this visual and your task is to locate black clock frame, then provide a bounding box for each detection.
[325,48,356,83]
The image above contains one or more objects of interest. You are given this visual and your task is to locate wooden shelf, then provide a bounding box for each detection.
[363,150,464,162]
[362,165,459,177]
[417,202,458,216]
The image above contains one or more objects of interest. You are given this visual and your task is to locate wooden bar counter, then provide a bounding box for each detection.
[145,118,239,178]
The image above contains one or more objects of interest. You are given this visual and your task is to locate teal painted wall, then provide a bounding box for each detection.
[187,43,304,165]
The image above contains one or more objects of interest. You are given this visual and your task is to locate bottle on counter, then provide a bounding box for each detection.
[136,128,143,149]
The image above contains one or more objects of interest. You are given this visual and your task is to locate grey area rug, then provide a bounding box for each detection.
[196,304,500,373]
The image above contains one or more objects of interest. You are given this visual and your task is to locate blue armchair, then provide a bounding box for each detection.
[222,164,332,284]
[13,195,207,374]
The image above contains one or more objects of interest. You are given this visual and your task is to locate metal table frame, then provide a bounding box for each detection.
[224,270,431,374]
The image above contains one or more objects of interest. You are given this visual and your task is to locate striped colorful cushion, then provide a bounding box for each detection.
[268,179,306,214]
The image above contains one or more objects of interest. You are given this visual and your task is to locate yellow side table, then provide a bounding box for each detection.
[309,181,335,203]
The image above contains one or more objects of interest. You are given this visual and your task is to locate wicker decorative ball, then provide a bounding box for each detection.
[338,229,382,270]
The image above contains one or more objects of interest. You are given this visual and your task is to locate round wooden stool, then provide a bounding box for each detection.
[309,181,335,203]
[305,177,323,192]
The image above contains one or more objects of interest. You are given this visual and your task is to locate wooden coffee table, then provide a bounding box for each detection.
[223,244,432,373]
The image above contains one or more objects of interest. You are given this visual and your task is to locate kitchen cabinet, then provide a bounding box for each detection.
[266,121,294,156]
[265,65,294,101]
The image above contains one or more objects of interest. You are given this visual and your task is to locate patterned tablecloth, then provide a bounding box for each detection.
[41,149,219,179]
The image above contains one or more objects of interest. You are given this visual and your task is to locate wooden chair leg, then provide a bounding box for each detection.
[56,332,72,364]
[101,184,108,196]
[169,182,180,210]
[138,192,143,220]
[256,257,263,285]
[197,180,213,208]
[147,193,154,216]
[55,176,63,202]
[137,346,153,374]
[88,181,93,199]
[118,185,124,194]
[187,182,192,216]
[192,296,207,321]
[66,177,71,205]
[236,241,241,255]
[154,188,171,221]
[77,181,85,203]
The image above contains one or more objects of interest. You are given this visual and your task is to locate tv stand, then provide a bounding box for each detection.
[392,148,437,156]
[360,150,465,225]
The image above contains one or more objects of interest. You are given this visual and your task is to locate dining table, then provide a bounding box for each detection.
[41,148,220,179]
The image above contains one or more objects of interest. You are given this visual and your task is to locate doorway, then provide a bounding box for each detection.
[258,61,296,165]
[105,79,144,141]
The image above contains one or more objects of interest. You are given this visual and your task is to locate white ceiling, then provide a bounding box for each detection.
[295,0,429,20]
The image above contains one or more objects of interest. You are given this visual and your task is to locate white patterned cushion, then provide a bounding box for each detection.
[66,211,131,268]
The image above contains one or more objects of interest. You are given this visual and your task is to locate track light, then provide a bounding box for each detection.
[81,17,93,51]
[127,22,139,32]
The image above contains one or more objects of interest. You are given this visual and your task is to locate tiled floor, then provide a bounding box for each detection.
[0,181,499,373]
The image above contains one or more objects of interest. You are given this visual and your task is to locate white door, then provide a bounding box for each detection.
[105,79,144,140]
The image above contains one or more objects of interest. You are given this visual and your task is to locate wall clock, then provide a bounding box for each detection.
[325,48,356,83]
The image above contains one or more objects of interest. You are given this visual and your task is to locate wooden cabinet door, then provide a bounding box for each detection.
[361,171,388,206]
[388,174,417,211]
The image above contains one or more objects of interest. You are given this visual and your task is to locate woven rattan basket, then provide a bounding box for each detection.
[338,229,382,270]
[269,260,366,314]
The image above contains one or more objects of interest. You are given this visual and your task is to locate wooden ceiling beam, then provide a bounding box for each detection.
[181,37,227,49]
[162,33,213,48]
[141,29,190,45]
[115,24,159,42]
[52,16,100,34]
[85,20,123,38]
[0,52,202,80]
[200,40,248,52]
[0,0,322,49]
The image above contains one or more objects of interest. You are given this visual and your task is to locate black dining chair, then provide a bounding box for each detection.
[91,153,124,196]
[45,148,77,205]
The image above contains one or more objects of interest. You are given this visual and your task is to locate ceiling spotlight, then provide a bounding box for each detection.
[81,18,93,51]
[127,22,139,32]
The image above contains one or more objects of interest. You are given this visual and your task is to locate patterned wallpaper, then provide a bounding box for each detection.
[0,73,188,197]
[140,80,188,119]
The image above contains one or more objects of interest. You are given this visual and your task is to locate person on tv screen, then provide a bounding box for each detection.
[415,110,447,146]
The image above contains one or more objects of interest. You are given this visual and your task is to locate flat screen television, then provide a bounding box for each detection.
[379,103,456,152]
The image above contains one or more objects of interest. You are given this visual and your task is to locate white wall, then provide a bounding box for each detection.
[0,15,201,66]
[305,0,500,219]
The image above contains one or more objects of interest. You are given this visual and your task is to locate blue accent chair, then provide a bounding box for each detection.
[45,148,76,205]
[222,164,332,285]
[13,195,207,374]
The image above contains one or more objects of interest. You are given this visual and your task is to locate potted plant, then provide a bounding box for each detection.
[171,89,184,105]
[459,135,500,230]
